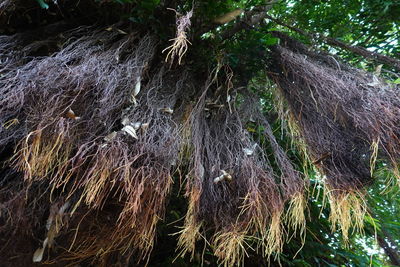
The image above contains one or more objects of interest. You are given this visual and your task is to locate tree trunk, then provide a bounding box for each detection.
[377,229,400,266]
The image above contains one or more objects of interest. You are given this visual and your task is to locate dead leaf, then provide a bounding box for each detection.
[32,247,44,262]
[117,29,128,35]
[213,9,243,24]
[160,108,174,114]
[104,131,117,142]
[122,125,138,139]
[66,108,80,120]
[140,122,149,133]
[134,77,141,96]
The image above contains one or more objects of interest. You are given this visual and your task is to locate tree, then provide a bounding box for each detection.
[0,0,399,266]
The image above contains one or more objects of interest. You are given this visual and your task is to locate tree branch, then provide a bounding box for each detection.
[324,37,400,71]
[377,229,400,266]
[264,14,400,71]
[220,3,275,40]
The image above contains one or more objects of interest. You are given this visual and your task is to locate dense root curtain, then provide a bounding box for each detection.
[1,25,179,265]
[178,82,303,266]
[1,19,399,266]
[267,33,400,240]
[0,23,309,266]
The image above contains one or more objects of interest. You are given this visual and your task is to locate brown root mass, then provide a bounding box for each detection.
[0,20,398,267]
[267,32,400,239]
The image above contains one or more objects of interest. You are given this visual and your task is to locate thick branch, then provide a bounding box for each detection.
[264,14,400,71]
[220,4,275,40]
[377,230,400,266]
[366,209,400,266]
[324,38,400,71]
[196,1,277,39]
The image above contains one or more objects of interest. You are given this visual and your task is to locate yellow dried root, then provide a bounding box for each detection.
[13,124,72,182]
[327,190,366,243]
[213,229,248,267]
[176,188,202,259]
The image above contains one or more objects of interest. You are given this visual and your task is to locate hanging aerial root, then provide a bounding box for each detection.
[177,103,195,171]
[240,192,284,259]
[394,165,400,186]
[12,120,72,182]
[238,90,307,245]
[369,137,380,176]
[213,228,248,267]
[270,85,313,175]
[325,189,367,243]
[162,8,193,65]
[176,187,203,259]
[0,21,184,265]
[67,135,175,253]
[118,170,173,257]
[46,207,132,265]
[266,39,400,230]
[175,75,306,265]
[48,139,175,262]
[212,208,284,266]
[176,219,203,260]
[285,192,306,238]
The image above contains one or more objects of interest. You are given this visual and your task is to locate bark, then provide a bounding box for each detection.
[366,209,400,266]
[377,229,400,266]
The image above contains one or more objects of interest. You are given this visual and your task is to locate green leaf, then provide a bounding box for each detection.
[36,0,49,9]
[383,221,400,229]
[392,78,400,84]
[262,37,279,46]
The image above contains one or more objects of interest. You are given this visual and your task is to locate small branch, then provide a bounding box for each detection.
[264,14,311,38]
